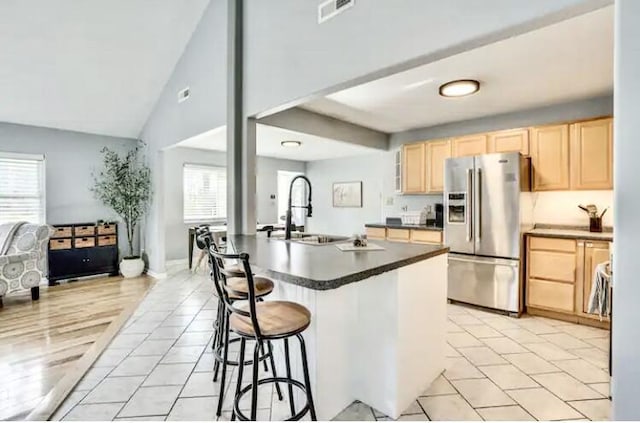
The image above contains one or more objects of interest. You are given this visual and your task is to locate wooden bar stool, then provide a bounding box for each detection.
[197,230,283,417]
[210,249,317,421]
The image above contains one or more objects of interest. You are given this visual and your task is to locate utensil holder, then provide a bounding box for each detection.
[590,216,603,233]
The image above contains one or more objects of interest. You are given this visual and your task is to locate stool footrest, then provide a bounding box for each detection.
[233,377,311,421]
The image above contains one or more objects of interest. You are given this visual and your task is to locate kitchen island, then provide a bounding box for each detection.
[225,235,449,420]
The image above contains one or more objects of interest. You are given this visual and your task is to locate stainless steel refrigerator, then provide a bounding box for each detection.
[444,152,533,314]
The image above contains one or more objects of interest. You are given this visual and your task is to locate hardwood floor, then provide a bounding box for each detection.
[0,275,153,421]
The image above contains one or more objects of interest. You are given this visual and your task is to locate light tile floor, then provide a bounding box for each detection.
[53,268,611,421]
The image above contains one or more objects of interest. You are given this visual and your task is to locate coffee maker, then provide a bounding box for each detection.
[435,203,444,227]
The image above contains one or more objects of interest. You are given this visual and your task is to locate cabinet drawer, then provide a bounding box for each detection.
[74,237,96,248]
[98,235,117,246]
[97,224,116,235]
[410,230,442,244]
[366,227,386,240]
[74,225,95,237]
[528,278,575,313]
[52,226,72,239]
[529,236,576,253]
[49,238,72,250]
[529,250,576,282]
[387,228,410,242]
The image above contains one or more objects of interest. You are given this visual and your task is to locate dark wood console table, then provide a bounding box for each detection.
[48,222,119,283]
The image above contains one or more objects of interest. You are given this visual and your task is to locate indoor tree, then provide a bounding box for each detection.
[92,143,151,258]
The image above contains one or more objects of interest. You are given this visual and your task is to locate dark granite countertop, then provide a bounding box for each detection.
[525,224,613,242]
[224,234,449,291]
[365,223,443,231]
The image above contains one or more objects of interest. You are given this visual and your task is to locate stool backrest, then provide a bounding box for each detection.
[209,249,263,339]
[197,229,229,304]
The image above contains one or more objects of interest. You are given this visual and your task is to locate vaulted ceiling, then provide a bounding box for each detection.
[0,0,209,138]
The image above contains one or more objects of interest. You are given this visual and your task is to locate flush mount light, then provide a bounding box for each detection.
[281,140,302,148]
[439,79,480,97]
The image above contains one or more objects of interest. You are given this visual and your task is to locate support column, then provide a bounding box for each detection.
[227,0,256,235]
[143,147,166,278]
[612,1,640,419]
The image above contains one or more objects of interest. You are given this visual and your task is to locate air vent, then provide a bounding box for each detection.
[318,0,354,24]
[178,87,190,103]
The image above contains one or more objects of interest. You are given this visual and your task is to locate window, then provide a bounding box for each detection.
[183,164,227,223]
[0,152,46,225]
[277,170,306,226]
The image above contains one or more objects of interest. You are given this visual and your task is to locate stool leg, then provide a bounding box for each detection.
[231,338,246,421]
[259,341,269,372]
[213,308,224,381]
[284,338,295,416]
[216,312,230,417]
[211,301,222,351]
[297,334,317,421]
[267,340,284,401]
[250,341,261,421]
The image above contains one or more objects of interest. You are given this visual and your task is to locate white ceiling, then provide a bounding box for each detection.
[177,124,381,162]
[301,6,614,133]
[0,0,209,138]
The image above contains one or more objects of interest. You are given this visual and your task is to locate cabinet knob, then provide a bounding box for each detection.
[586,243,594,247]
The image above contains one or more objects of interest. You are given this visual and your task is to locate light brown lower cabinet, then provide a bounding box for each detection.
[365,227,386,240]
[526,235,610,328]
[365,227,442,244]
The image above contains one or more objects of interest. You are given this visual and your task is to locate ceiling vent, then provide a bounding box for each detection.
[178,87,190,103]
[318,0,354,24]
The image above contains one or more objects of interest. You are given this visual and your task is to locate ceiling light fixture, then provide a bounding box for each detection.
[439,79,480,97]
[281,140,302,148]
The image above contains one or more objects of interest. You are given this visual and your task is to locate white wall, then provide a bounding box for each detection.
[533,191,613,228]
[0,122,138,255]
[245,0,610,116]
[163,147,305,261]
[612,0,640,419]
[305,152,442,236]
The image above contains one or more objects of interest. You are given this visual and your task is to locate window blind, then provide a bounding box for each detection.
[0,152,46,225]
[183,164,227,222]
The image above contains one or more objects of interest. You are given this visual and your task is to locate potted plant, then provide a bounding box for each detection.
[92,143,151,278]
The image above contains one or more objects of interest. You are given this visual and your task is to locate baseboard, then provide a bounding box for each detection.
[146,269,167,280]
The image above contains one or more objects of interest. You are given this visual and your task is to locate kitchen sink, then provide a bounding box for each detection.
[269,233,351,245]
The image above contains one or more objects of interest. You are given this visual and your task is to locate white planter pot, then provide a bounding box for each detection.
[120,257,145,278]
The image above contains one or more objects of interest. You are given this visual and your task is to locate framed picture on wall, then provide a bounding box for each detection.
[333,181,362,208]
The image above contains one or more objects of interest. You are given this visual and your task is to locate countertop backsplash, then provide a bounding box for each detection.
[532,190,614,228]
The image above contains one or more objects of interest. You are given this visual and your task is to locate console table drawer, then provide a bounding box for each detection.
[74,237,96,248]
[74,225,95,237]
[52,227,72,238]
[50,238,72,250]
[98,235,117,246]
[97,224,116,235]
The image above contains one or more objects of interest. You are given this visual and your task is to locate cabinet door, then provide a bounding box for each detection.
[426,139,451,192]
[488,128,530,155]
[452,134,487,157]
[402,143,426,193]
[582,241,610,314]
[530,124,570,191]
[570,118,613,190]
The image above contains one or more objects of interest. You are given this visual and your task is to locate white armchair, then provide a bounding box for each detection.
[0,223,54,307]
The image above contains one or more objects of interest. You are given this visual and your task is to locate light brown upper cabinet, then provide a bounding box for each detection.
[570,118,613,190]
[402,142,426,193]
[488,128,530,156]
[452,134,487,157]
[426,139,452,193]
[530,124,570,191]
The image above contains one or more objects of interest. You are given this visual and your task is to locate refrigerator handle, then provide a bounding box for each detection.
[476,168,482,243]
[466,168,473,242]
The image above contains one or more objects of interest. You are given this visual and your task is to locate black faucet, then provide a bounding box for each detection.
[285,175,312,240]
